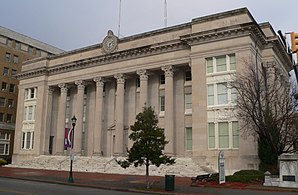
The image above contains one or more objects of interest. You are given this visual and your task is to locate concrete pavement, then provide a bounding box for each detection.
[1,167,298,194]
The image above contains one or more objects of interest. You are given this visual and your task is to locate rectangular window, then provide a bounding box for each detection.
[28,46,33,54]
[217,83,228,104]
[216,56,227,72]
[160,74,165,85]
[3,67,9,76]
[0,143,9,155]
[26,132,31,149]
[8,99,14,108]
[16,42,21,50]
[22,132,25,149]
[21,132,34,150]
[208,123,215,149]
[6,114,12,123]
[219,122,229,148]
[185,127,192,150]
[0,113,4,122]
[229,54,236,70]
[0,97,5,107]
[9,84,15,93]
[231,86,237,103]
[25,88,37,99]
[1,82,7,91]
[160,95,165,112]
[207,84,214,106]
[206,57,213,73]
[0,133,5,139]
[232,122,239,148]
[185,93,192,110]
[5,53,11,62]
[13,55,18,64]
[11,69,17,77]
[185,71,192,81]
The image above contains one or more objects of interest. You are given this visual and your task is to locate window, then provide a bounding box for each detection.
[185,71,192,81]
[36,49,41,57]
[15,42,21,50]
[206,54,236,74]
[0,113,4,122]
[28,46,33,54]
[13,55,18,64]
[0,143,9,155]
[7,39,12,47]
[232,121,239,148]
[3,67,9,76]
[7,99,13,108]
[0,97,5,107]
[207,84,214,106]
[218,122,229,148]
[185,93,192,111]
[208,123,215,149]
[231,86,237,103]
[160,74,165,85]
[1,82,7,91]
[208,121,239,149]
[25,88,37,99]
[11,69,17,77]
[24,105,36,121]
[216,56,227,72]
[22,131,34,149]
[217,83,227,104]
[185,127,192,150]
[5,53,11,62]
[6,114,12,123]
[9,84,15,93]
[160,95,165,112]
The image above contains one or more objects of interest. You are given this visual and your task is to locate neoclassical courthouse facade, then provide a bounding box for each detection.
[12,8,292,172]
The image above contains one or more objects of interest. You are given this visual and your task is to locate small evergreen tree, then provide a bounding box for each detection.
[117,106,175,189]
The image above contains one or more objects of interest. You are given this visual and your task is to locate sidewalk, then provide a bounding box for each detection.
[1,167,298,194]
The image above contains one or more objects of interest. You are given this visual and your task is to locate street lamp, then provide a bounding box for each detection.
[67,115,77,183]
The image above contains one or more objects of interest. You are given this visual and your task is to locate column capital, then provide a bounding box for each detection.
[75,80,86,90]
[47,86,54,95]
[114,73,126,84]
[137,69,149,81]
[58,83,68,93]
[93,77,105,87]
[161,65,174,77]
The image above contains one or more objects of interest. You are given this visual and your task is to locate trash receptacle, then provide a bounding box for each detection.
[165,175,175,191]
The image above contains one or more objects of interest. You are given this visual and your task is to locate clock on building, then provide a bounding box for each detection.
[102,30,118,54]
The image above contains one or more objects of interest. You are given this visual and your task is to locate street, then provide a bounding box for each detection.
[0,178,144,195]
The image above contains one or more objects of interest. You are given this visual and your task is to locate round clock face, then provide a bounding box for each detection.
[102,34,118,53]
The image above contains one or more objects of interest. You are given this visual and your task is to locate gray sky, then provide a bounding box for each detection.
[1,0,296,51]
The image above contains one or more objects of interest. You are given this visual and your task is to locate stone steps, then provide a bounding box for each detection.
[8,156,210,177]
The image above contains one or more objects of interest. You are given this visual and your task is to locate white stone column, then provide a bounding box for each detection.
[137,69,149,110]
[55,83,68,155]
[92,77,105,156]
[42,86,54,154]
[114,73,125,156]
[74,80,86,155]
[162,65,174,155]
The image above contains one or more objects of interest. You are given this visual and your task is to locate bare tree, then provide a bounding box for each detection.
[233,57,298,171]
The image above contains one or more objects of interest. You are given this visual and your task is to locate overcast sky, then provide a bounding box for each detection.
[1,0,296,51]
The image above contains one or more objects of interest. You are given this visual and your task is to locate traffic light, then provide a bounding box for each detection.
[290,32,298,53]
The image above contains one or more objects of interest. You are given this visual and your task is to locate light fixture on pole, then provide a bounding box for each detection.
[67,115,77,183]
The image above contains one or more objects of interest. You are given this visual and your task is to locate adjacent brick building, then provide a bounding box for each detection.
[0,26,63,163]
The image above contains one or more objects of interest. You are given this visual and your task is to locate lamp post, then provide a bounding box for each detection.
[67,115,77,183]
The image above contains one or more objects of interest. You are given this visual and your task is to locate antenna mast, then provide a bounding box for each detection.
[164,0,167,27]
[118,0,122,37]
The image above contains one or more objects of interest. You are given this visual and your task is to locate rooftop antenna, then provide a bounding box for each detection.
[118,0,122,37]
[164,0,167,27]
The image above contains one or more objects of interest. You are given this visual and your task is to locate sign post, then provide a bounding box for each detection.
[218,151,225,184]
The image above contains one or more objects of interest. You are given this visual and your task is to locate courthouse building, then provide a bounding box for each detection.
[13,8,292,172]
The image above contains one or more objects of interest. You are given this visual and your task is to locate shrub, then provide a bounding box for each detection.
[226,170,264,183]
[0,159,7,166]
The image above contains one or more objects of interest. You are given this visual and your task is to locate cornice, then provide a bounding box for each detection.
[17,40,188,80]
